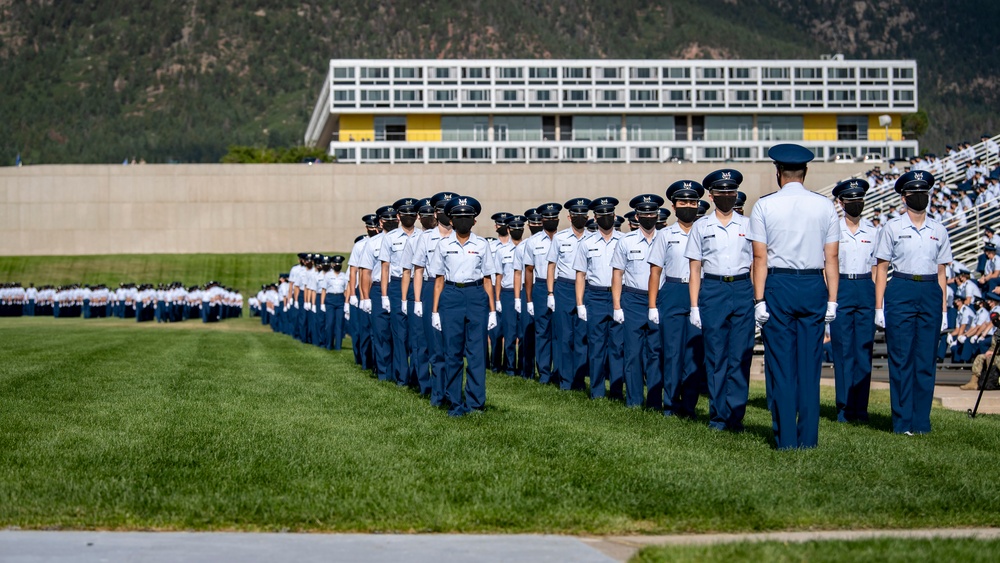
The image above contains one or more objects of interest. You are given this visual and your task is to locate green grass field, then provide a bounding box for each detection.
[1,315,999,533]
[0,254,342,297]
[631,538,1000,563]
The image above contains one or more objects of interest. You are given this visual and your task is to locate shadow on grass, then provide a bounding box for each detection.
[746,395,895,434]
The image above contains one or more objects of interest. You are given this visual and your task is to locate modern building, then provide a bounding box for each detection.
[305,57,919,164]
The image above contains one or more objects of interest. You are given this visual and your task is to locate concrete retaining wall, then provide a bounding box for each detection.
[0,162,870,255]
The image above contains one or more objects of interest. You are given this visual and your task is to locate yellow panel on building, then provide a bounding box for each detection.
[339,115,374,142]
[802,114,837,142]
[867,114,903,141]
[407,114,442,142]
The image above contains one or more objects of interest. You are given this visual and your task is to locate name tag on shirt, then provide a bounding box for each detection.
[534,246,547,255]
[445,250,459,255]
[502,255,514,264]
[392,241,405,251]
[628,248,646,261]
[587,247,602,257]
[559,243,573,252]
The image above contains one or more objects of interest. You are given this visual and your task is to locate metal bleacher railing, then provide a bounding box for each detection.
[813,133,1000,266]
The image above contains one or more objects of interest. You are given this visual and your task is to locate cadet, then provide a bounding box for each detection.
[523,203,562,384]
[696,200,710,219]
[612,194,664,409]
[749,145,840,449]
[623,211,639,231]
[733,191,747,215]
[359,205,396,381]
[874,170,952,435]
[490,212,514,372]
[687,170,754,432]
[648,181,706,419]
[429,196,498,416]
[381,198,420,386]
[401,198,437,395]
[830,179,877,423]
[494,214,525,376]
[288,253,307,340]
[321,255,350,350]
[547,198,591,391]
[574,197,624,399]
[655,207,670,230]
[513,208,543,378]
[349,217,380,369]
[412,192,456,404]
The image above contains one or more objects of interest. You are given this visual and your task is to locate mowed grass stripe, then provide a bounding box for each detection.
[0,316,999,532]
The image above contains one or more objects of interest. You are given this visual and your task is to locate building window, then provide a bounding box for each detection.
[631,67,655,79]
[700,68,719,79]
[501,90,520,101]
[764,90,785,101]
[463,67,488,79]
[829,90,857,102]
[861,68,887,80]
[564,90,590,101]
[601,67,620,79]
[573,116,619,141]
[837,116,868,140]
[667,90,690,102]
[498,67,522,79]
[434,90,457,101]
[465,90,490,101]
[529,67,556,79]
[795,67,821,79]
[828,68,855,80]
[763,67,789,80]
[730,68,751,79]
[360,90,389,101]
[564,67,590,79]
[698,90,719,101]
[664,67,691,79]
[734,90,755,101]
[630,90,657,102]
[332,90,355,102]
[332,67,355,79]
[626,116,674,141]
[433,67,454,79]
[394,90,420,101]
[602,90,620,101]
[757,115,803,141]
[860,90,887,101]
[894,90,915,102]
[534,90,552,101]
[360,67,389,79]
[394,67,420,79]
[795,90,821,101]
[893,67,915,80]
[705,115,753,141]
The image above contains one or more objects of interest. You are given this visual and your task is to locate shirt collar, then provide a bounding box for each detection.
[781,181,806,192]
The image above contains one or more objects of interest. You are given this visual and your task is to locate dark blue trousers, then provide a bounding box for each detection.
[323,294,346,350]
[421,282,445,405]
[762,274,826,448]
[553,278,587,390]
[830,278,875,422]
[499,288,519,375]
[440,283,489,415]
[585,289,623,399]
[622,289,661,409]
[519,289,535,379]
[370,283,392,381]
[404,284,429,393]
[357,299,374,372]
[532,279,554,384]
[659,281,704,418]
[884,277,941,434]
[387,278,409,386]
[701,278,754,431]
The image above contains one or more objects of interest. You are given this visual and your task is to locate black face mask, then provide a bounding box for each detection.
[713,194,737,213]
[367,228,380,237]
[382,220,399,231]
[528,224,543,235]
[542,218,559,232]
[905,192,929,212]
[333,265,342,272]
[496,226,509,237]
[510,228,525,240]
[655,222,666,230]
[637,216,658,231]
[419,215,437,229]
[596,215,616,230]
[400,215,417,229]
[452,217,475,235]
[321,264,331,272]
[843,201,865,218]
[570,215,588,230]
[436,211,451,227]
[674,207,698,224]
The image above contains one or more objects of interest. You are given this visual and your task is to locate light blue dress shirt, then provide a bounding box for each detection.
[684,213,752,275]
[573,230,622,287]
[746,182,840,269]
[873,214,952,275]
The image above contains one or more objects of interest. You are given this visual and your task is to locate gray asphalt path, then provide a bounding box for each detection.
[0,531,616,563]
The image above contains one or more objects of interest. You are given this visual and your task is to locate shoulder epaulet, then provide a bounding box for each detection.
[759,191,777,199]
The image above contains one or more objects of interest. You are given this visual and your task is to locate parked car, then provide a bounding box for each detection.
[861,152,884,163]
[831,152,856,163]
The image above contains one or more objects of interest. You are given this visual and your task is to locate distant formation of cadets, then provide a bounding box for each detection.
[259,142,955,445]
[1,281,243,322]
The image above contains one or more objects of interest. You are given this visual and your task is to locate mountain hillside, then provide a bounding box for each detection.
[1,0,996,164]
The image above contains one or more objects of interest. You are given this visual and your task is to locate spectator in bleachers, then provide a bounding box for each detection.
[960,291,1000,390]
[955,270,982,306]
[944,295,976,363]
[982,134,998,161]
[979,244,999,292]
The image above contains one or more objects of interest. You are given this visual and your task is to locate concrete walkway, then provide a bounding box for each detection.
[2,529,999,563]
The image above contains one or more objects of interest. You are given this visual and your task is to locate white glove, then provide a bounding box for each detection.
[431,312,442,331]
[293,301,299,309]
[947,334,955,346]
[514,298,522,313]
[320,303,326,313]
[958,335,967,344]
[496,300,503,314]
[401,301,408,316]
[343,303,349,314]
[971,335,980,344]
[754,301,770,325]
[349,295,358,307]
[690,307,702,329]
[825,302,837,324]
[613,308,624,324]
[546,294,555,311]
[381,295,390,312]
[875,308,885,328]
[413,301,423,317]
[577,305,587,322]
[283,303,289,312]
[648,307,659,325]
[941,312,949,332]
[487,311,498,331]
[360,299,371,313]
[304,302,311,312]
[527,302,535,316]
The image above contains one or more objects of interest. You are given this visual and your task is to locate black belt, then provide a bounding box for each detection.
[555,277,575,285]
[893,272,937,282]
[390,276,403,282]
[499,287,515,293]
[445,280,484,288]
[704,273,750,282]
[587,284,612,292]
[622,286,648,295]
[840,273,872,280]
[768,268,823,276]
[662,276,688,284]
